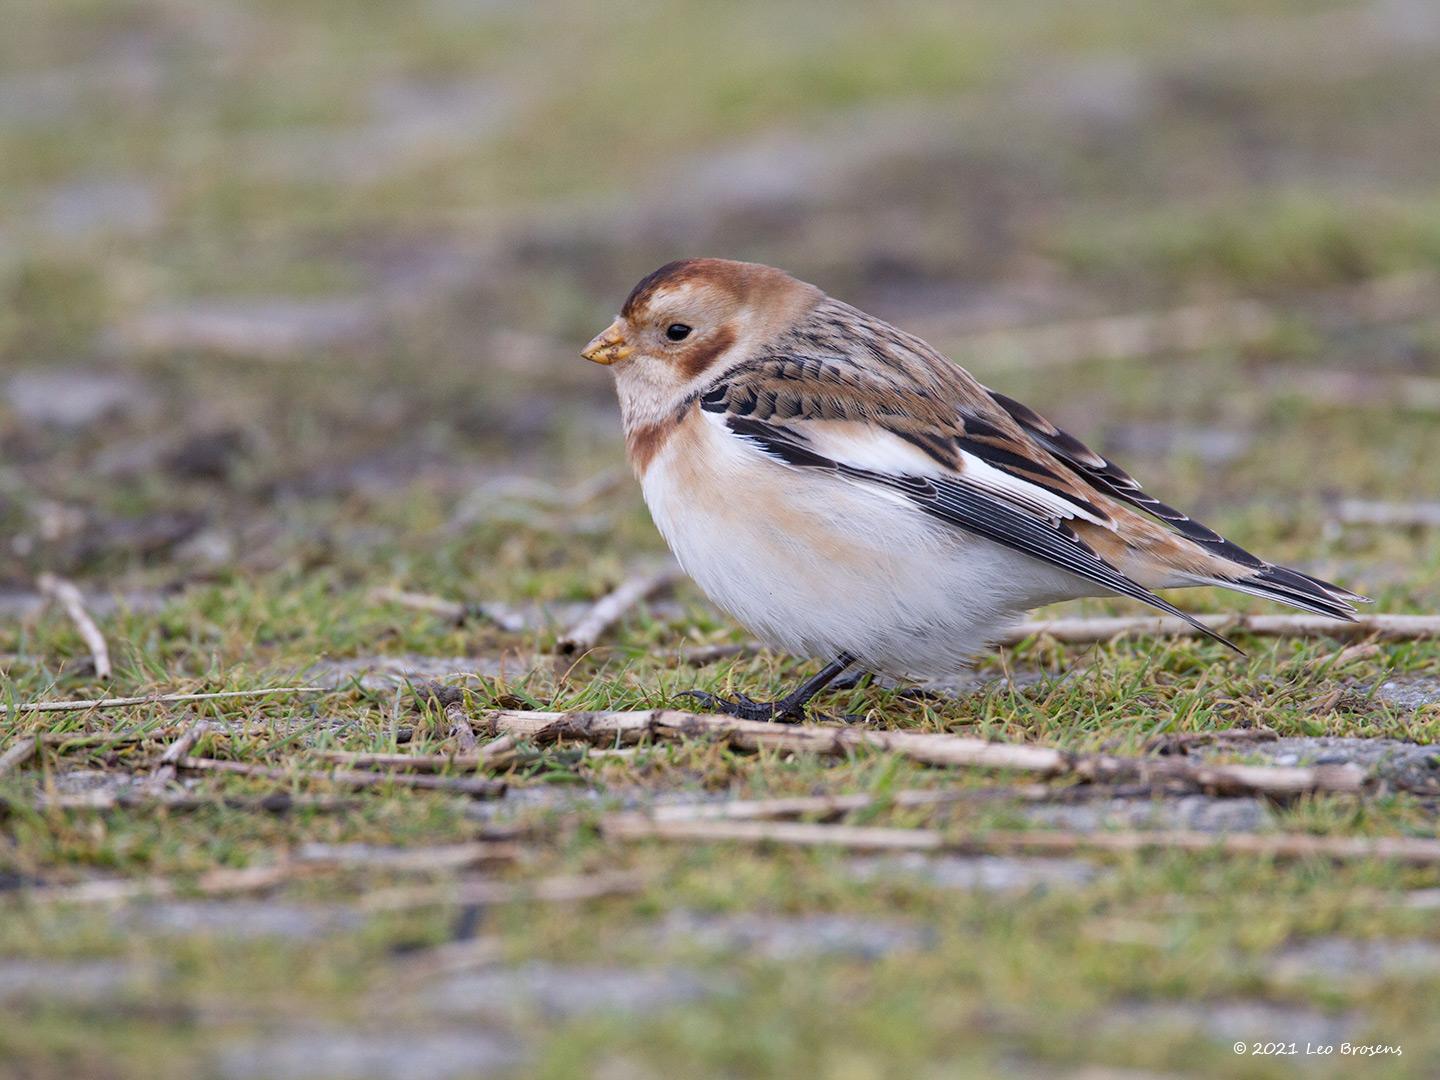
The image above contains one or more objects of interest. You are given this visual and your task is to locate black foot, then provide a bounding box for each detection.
[676,689,804,724]
[828,670,872,692]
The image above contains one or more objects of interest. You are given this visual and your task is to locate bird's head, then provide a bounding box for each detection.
[582,259,819,413]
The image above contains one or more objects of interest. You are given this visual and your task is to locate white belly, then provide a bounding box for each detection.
[641,416,1093,679]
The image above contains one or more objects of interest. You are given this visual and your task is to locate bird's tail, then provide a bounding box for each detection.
[1186,561,1369,620]
[1072,517,1369,622]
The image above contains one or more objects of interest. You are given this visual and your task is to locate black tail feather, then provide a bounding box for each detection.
[1207,562,1367,621]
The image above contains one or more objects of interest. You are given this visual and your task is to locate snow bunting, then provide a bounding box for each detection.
[582,258,1366,720]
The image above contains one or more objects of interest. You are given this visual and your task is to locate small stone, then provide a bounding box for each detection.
[1377,678,1440,714]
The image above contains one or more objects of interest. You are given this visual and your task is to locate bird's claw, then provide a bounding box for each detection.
[676,689,804,724]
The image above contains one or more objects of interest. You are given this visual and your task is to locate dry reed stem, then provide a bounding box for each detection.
[480,708,1367,797]
[556,567,683,655]
[15,687,322,714]
[37,573,111,679]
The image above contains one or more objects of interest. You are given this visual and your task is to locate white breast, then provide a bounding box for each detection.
[639,411,1092,678]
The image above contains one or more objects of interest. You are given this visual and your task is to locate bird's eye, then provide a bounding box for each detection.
[665,323,692,341]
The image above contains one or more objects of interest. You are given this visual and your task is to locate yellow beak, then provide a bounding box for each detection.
[581,319,633,365]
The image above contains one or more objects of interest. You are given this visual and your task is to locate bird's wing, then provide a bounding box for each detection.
[695,303,1240,645]
[980,387,1366,617]
[698,298,1359,633]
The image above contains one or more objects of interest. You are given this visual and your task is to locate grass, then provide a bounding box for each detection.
[3,0,1440,1076]
[4,584,1440,1076]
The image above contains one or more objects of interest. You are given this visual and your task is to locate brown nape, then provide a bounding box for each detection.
[677,325,736,380]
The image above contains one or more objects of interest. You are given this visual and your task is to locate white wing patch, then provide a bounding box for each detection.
[786,420,939,475]
[956,451,1110,527]
[711,410,1111,530]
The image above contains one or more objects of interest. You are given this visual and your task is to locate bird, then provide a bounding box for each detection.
[581,258,1366,722]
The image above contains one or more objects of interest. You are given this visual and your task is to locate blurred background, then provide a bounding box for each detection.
[4,3,1440,1078]
[2,0,1438,603]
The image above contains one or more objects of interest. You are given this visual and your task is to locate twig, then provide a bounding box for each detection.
[485,706,1072,765]
[14,686,322,715]
[37,573,111,679]
[602,816,1440,865]
[368,587,524,632]
[361,870,646,912]
[1001,613,1435,645]
[369,586,464,620]
[556,567,683,655]
[0,737,38,778]
[149,719,210,784]
[477,708,1367,798]
[475,734,519,770]
[445,700,479,752]
[1308,641,1381,671]
[177,756,507,798]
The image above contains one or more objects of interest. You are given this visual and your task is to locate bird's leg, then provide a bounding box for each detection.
[679,653,858,724]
